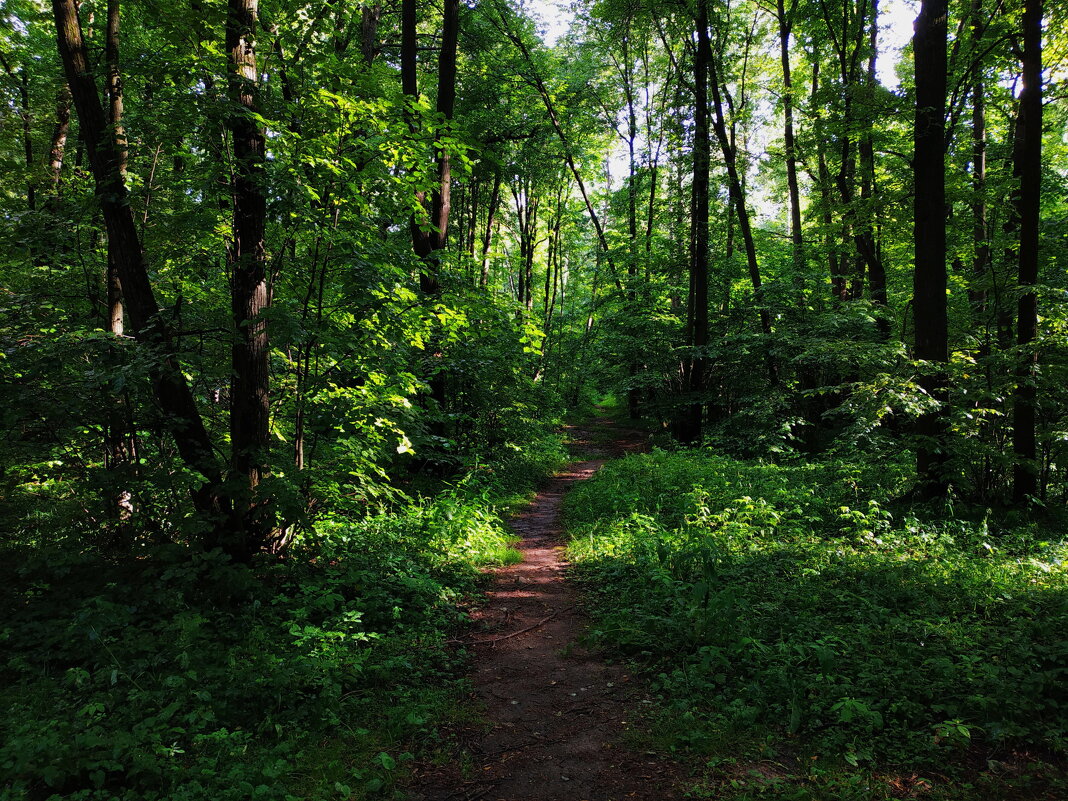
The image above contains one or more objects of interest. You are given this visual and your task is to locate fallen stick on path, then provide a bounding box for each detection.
[473,606,574,645]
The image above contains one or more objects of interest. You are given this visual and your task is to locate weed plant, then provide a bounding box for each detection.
[564,450,1068,799]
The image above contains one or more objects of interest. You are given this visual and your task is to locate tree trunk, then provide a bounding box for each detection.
[480,172,502,287]
[708,55,776,383]
[678,0,711,446]
[226,0,271,555]
[47,87,72,194]
[1012,0,1042,503]
[360,3,382,64]
[102,0,135,523]
[777,0,803,284]
[912,0,950,499]
[858,0,888,333]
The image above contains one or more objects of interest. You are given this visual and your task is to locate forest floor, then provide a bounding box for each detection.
[410,416,684,801]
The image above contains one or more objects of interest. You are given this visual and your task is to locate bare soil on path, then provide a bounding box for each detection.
[410,419,684,801]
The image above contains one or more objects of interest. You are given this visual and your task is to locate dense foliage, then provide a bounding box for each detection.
[1,0,1067,796]
[1,443,569,800]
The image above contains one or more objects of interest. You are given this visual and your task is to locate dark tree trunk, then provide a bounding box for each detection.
[968,0,990,343]
[360,3,382,64]
[402,0,459,443]
[912,0,950,499]
[52,0,227,526]
[402,0,458,292]
[1012,0,1042,503]
[480,172,502,287]
[858,0,887,333]
[678,0,711,446]
[103,0,134,522]
[969,76,989,323]
[777,0,803,283]
[226,0,271,555]
[430,0,458,259]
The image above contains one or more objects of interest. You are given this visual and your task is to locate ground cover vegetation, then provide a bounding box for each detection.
[0,0,1066,797]
[565,446,1068,798]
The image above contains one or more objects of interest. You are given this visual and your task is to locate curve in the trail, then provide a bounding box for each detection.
[412,421,683,801]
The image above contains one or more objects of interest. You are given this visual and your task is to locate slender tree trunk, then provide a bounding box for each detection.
[679,0,711,445]
[858,0,888,332]
[47,87,72,194]
[777,0,803,282]
[13,67,36,211]
[968,0,990,344]
[103,0,135,522]
[969,79,989,322]
[402,0,459,448]
[913,0,950,499]
[430,0,458,261]
[1012,0,1042,502]
[52,0,227,526]
[497,14,622,291]
[402,0,457,285]
[709,56,776,382]
[480,172,502,287]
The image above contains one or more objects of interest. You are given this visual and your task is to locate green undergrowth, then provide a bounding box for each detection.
[0,444,565,801]
[462,434,569,514]
[564,450,1068,800]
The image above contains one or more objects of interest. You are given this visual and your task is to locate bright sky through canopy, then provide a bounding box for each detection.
[528,0,920,90]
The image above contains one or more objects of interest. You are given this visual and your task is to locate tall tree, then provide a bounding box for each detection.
[226,0,271,554]
[707,20,775,377]
[912,0,950,498]
[776,0,804,281]
[103,0,134,521]
[1012,0,1043,502]
[403,0,460,293]
[679,0,711,445]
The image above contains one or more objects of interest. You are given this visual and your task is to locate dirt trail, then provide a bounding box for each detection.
[411,419,683,801]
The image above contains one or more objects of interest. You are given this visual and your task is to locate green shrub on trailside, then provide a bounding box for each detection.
[564,450,1068,783]
[0,488,524,801]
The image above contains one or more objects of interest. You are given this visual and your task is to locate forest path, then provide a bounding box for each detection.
[410,417,684,801]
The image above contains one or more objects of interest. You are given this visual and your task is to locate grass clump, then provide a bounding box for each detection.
[564,449,1068,799]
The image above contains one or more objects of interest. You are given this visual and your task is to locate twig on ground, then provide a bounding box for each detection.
[474,606,574,645]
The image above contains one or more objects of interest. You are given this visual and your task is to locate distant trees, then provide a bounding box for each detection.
[556,0,1064,504]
